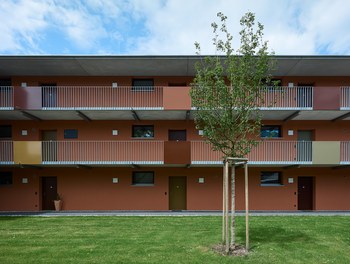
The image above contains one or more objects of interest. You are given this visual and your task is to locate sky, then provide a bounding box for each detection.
[1,0,350,55]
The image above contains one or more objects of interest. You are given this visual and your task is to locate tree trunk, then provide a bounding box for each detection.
[225,160,230,254]
[230,163,235,249]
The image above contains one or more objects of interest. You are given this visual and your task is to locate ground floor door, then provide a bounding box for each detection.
[41,177,57,210]
[169,176,187,210]
[298,176,314,210]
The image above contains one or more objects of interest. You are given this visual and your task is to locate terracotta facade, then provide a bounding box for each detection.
[1,56,350,211]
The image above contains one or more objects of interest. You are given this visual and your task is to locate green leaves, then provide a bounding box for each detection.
[191,12,275,158]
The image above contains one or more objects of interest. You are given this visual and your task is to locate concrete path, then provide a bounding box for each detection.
[0,210,350,217]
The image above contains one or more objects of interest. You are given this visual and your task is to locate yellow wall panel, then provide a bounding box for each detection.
[14,141,42,165]
[312,141,340,165]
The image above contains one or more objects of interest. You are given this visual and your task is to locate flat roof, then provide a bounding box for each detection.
[1,55,350,76]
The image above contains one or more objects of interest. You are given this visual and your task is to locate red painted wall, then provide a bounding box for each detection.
[1,167,349,211]
[2,120,350,142]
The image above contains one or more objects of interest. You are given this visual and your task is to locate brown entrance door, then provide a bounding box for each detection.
[168,130,186,141]
[298,176,314,210]
[42,176,57,210]
[41,130,57,162]
[169,176,187,210]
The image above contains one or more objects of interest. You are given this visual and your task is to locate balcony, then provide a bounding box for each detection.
[42,141,164,165]
[1,85,315,111]
[1,140,347,166]
[0,86,14,110]
[259,86,313,110]
[340,141,350,164]
[340,87,350,110]
[0,141,14,164]
[41,86,164,110]
[191,141,313,165]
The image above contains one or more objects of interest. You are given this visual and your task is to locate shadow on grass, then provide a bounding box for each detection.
[0,216,33,221]
[237,225,311,244]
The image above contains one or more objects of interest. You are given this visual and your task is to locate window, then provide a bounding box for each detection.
[132,79,154,91]
[261,125,281,138]
[64,129,78,139]
[132,171,154,186]
[0,125,12,139]
[260,172,282,186]
[132,125,154,138]
[168,82,187,87]
[0,79,11,86]
[0,172,12,185]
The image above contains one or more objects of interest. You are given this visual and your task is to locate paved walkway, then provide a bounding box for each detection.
[0,210,350,217]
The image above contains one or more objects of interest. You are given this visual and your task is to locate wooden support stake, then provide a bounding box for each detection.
[222,161,226,243]
[230,163,235,248]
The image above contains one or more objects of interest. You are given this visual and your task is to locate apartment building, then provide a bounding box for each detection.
[0,55,350,211]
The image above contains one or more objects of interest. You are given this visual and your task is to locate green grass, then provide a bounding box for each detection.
[0,216,349,264]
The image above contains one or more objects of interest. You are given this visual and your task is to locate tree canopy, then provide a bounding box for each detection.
[191,12,276,158]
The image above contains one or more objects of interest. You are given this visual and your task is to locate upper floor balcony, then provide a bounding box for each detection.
[1,85,314,110]
[0,86,13,110]
[0,140,348,167]
[2,85,350,121]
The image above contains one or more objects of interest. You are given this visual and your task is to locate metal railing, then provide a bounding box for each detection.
[0,141,14,164]
[191,141,313,164]
[5,85,314,111]
[0,86,14,109]
[42,140,164,164]
[340,87,350,109]
[259,86,313,110]
[41,86,164,110]
[340,141,350,163]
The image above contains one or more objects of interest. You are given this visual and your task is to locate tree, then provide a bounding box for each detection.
[191,12,275,254]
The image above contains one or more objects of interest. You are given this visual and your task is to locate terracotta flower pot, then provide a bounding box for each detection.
[54,200,62,211]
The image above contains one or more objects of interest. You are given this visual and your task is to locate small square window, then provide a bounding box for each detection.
[0,172,13,185]
[64,129,78,139]
[261,172,282,186]
[132,125,154,138]
[132,172,154,186]
[0,125,12,139]
[261,125,281,138]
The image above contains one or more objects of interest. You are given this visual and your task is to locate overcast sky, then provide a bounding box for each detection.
[1,0,349,55]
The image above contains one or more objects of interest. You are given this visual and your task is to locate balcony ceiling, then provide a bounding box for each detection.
[1,109,350,121]
[1,55,350,77]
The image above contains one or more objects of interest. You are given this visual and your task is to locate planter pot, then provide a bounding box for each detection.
[54,200,62,211]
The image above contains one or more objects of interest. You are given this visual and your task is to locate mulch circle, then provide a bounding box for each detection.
[212,244,248,257]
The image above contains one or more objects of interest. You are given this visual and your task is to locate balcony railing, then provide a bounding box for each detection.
[259,86,313,110]
[0,86,14,109]
[0,141,14,164]
[340,141,350,164]
[191,141,313,165]
[42,140,164,164]
[3,85,315,111]
[340,87,350,109]
[41,86,164,110]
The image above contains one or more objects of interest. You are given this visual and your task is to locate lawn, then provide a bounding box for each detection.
[0,216,349,264]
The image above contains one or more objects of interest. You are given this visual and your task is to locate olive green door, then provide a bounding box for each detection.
[169,176,187,210]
